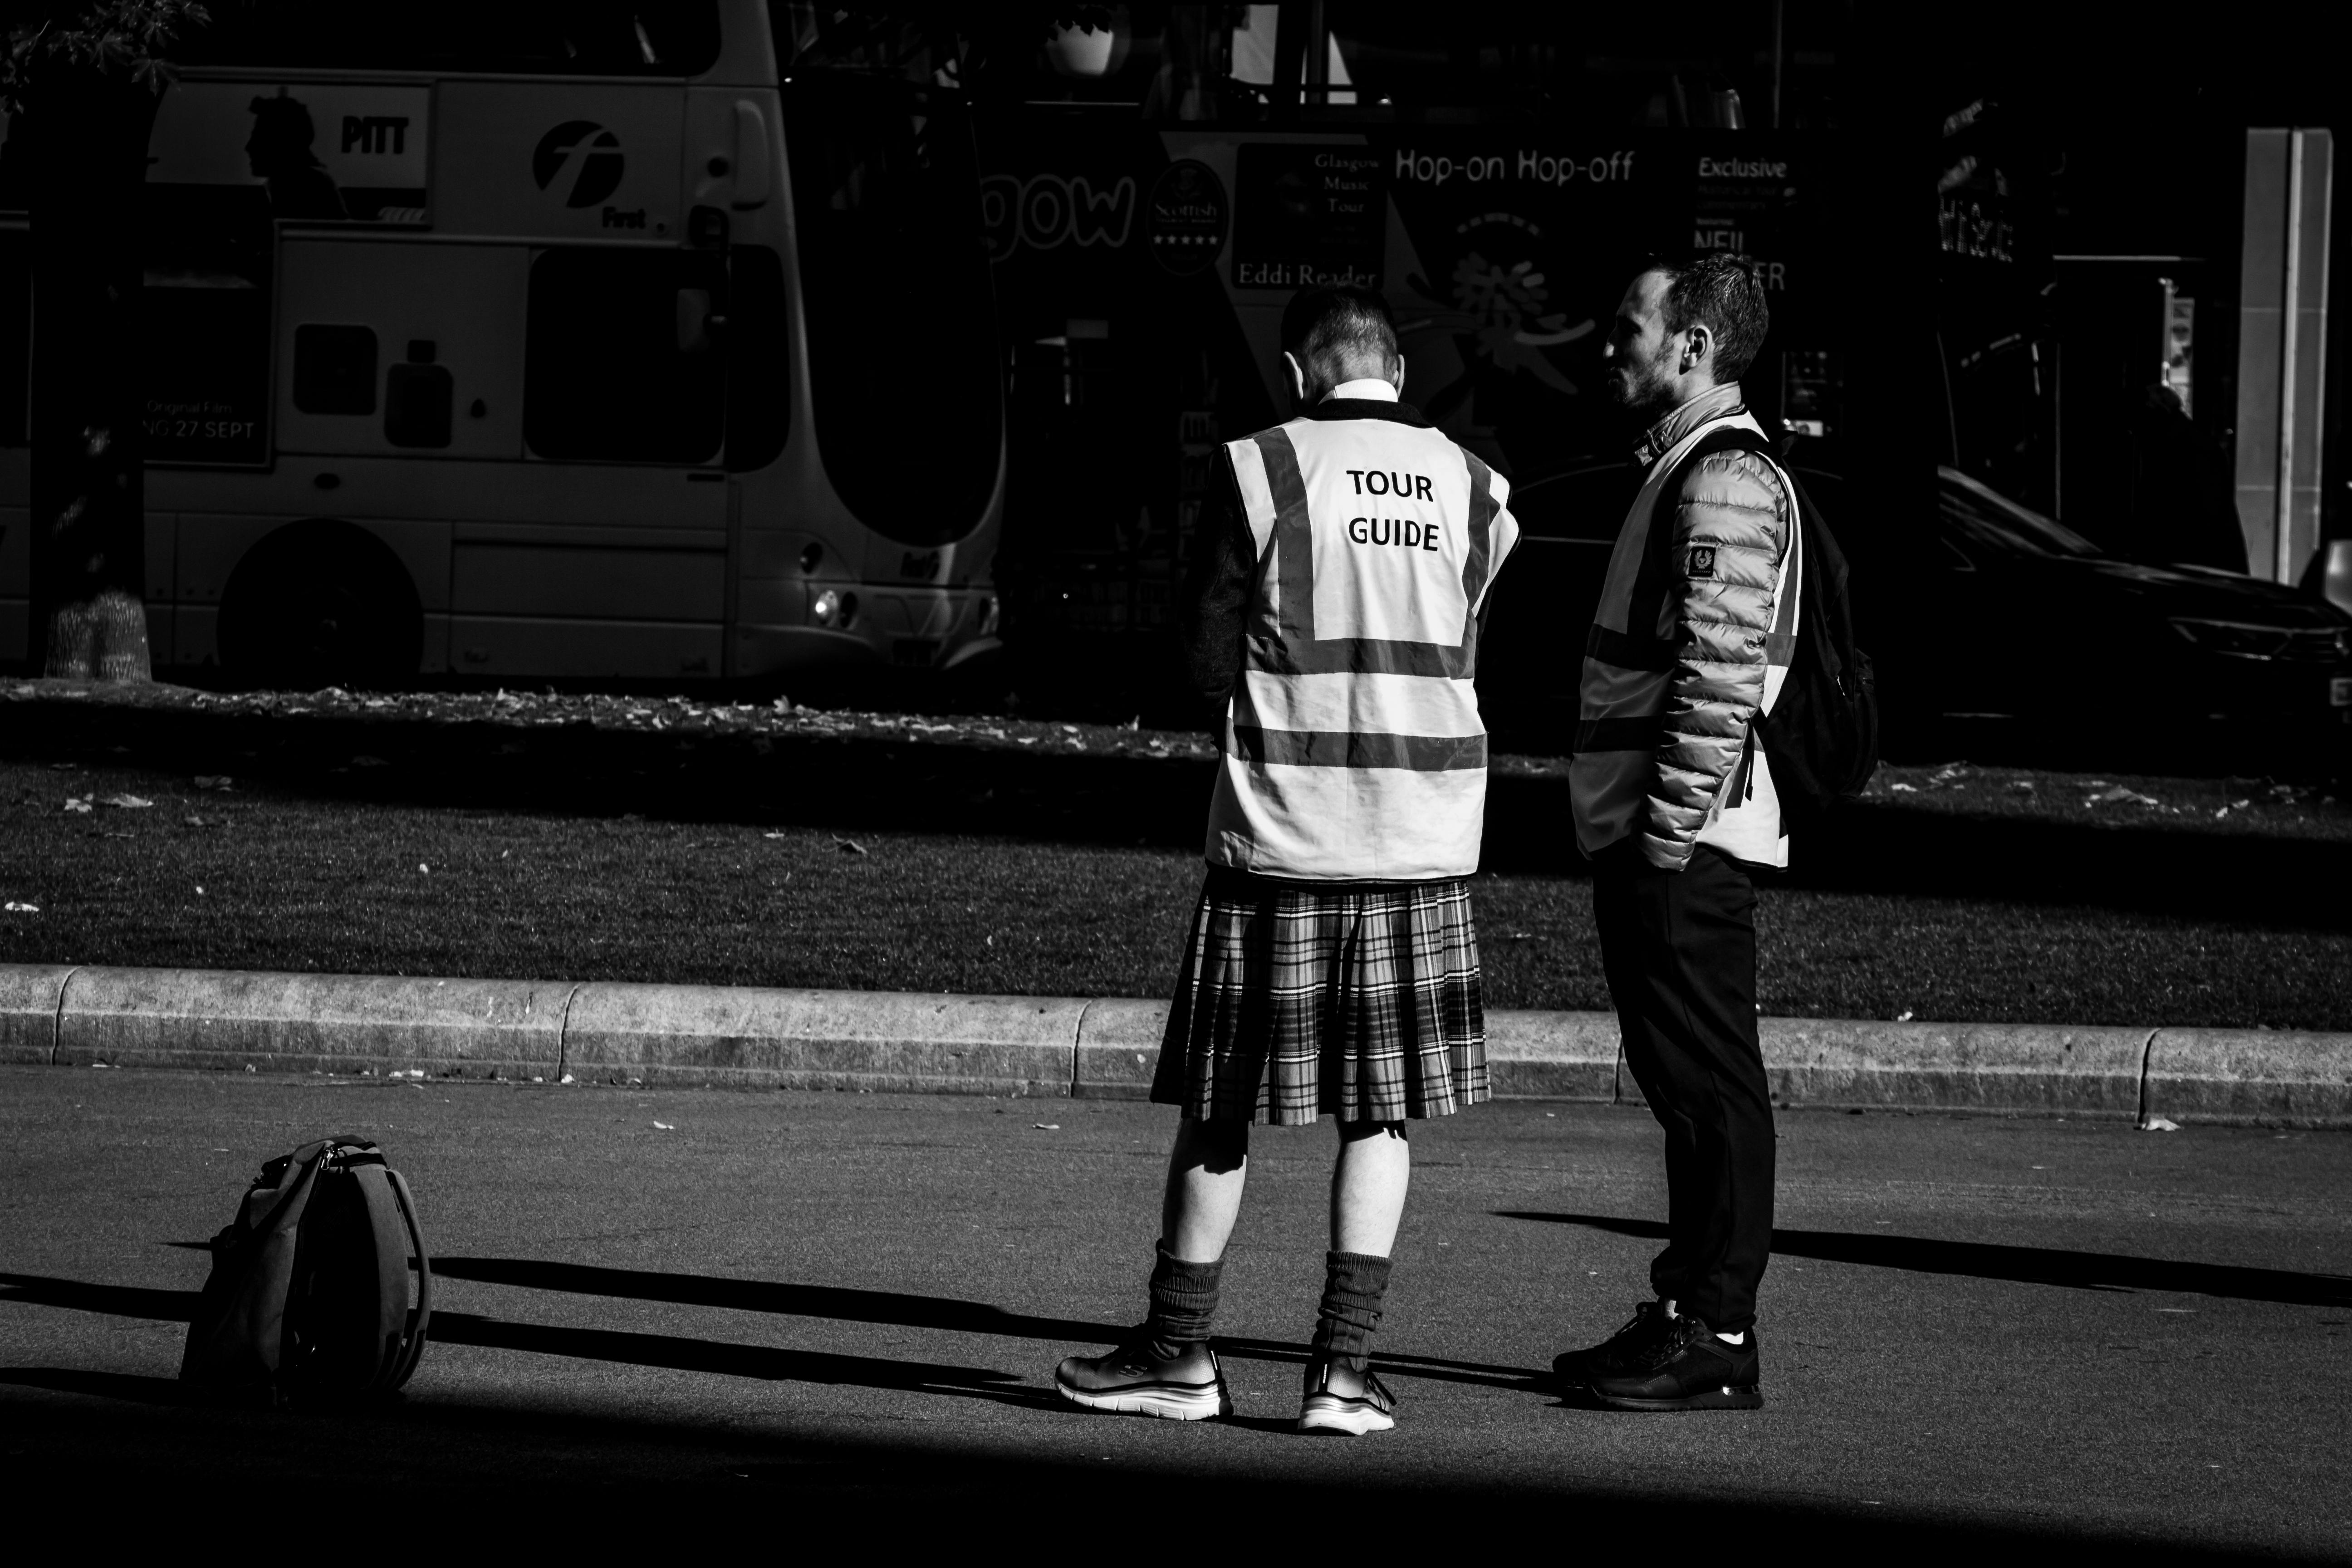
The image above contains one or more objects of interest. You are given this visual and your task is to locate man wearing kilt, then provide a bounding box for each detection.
[1054,286,1519,1436]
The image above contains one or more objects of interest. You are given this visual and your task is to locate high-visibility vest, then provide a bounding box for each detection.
[1570,408,1798,861]
[1206,410,1518,880]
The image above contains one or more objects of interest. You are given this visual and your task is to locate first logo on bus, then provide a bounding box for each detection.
[532,120,626,209]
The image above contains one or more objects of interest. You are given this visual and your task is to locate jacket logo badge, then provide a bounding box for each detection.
[1689,545,1716,578]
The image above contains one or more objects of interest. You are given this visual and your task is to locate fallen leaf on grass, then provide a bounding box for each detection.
[762,831,788,839]
[2087,785,2160,807]
[1894,1009,1915,1022]
[833,837,869,856]
[1033,1123,1061,1130]
[2139,1116,2181,1132]
[652,1121,675,1130]
[193,776,233,791]
[1887,782,1917,793]
[4,901,37,913]
[183,815,208,827]
[62,796,92,813]
[98,794,152,809]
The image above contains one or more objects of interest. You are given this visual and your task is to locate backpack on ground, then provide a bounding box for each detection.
[1753,441,1880,826]
[180,1136,431,1402]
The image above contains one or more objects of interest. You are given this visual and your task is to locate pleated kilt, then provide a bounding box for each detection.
[1151,867,1490,1126]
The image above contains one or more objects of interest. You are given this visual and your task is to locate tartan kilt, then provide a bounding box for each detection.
[1151,868,1489,1126]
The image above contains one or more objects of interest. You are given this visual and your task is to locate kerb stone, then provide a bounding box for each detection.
[1073,998,1167,1099]
[0,964,75,1065]
[1487,1010,1620,1102]
[2145,1029,2352,1126]
[1762,1018,2148,1117]
[55,967,568,1078]
[561,984,1083,1095]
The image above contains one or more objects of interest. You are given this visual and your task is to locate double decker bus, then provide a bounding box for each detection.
[0,1,1004,687]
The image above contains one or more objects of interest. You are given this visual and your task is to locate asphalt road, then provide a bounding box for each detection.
[2,1068,2347,1556]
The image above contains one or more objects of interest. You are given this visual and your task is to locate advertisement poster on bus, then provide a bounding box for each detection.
[978,120,1823,542]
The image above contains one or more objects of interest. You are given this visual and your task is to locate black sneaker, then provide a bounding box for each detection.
[1297,1353,1397,1436]
[1552,1299,1677,1392]
[1054,1338,1232,1421]
[1586,1313,1763,1411]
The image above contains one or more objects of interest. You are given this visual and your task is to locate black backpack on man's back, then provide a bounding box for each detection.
[180,1136,431,1403]
[1752,441,1879,827]
[1649,426,1879,827]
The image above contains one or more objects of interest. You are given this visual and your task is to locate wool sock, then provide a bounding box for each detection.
[1144,1242,1223,1362]
[1716,1331,1746,1345]
[1311,1250,1394,1373]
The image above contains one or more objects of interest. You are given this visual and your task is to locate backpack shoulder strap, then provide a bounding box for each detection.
[1620,422,1777,654]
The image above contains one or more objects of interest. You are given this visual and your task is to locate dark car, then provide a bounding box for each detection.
[1479,457,2352,752]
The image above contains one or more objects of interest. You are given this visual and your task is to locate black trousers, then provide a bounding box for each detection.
[1592,843,1774,1333]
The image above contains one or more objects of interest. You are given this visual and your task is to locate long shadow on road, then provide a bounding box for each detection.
[1498,1214,2352,1308]
[0,1263,1544,1394]
[0,1261,2326,1553]
[6,692,2348,932]
[0,1364,2274,1555]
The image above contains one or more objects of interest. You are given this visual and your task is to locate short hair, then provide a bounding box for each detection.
[1280,284,1399,387]
[1651,255,1770,383]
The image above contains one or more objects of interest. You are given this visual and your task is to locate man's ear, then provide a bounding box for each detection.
[1390,353,1407,395]
[1683,324,1714,375]
[1283,351,1308,402]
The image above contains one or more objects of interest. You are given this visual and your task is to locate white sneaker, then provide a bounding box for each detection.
[1054,1339,1232,1421]
[1297,1355,1396,1435]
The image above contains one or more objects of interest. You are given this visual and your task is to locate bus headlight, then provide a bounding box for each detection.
[812,589,858,629]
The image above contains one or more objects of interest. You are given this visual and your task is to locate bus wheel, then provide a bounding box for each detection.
[218,521,423,691]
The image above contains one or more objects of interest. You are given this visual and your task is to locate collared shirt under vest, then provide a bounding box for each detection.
[1570,383,1800,869]
[1203,381,1520,881]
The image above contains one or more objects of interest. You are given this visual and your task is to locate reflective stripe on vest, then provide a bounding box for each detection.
[1206,416,1518,880]
[1568,411,1793,858]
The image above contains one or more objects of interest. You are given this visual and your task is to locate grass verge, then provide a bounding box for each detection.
[2,679,2347,1030]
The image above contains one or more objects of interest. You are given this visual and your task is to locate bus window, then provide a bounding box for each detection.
[523,249,727,465]
[386,340,454,448]
[725,244,790,473]
[292,325,378,416]
[174,1,721,78]
[782,74,999,546]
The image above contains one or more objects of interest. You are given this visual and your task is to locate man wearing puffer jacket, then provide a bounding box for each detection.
[1555,255,1794,1412]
